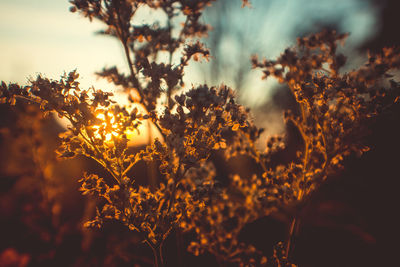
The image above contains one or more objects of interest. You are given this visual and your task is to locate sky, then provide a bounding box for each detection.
[0,0,379,92]
[0,0,380,137]
[197,0,380,106]
[0,0,124,92]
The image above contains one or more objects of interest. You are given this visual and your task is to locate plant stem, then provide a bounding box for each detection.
[285,217,297,259]
[147,120,158,190]
[285,185,304,260]
[151,244,165,267]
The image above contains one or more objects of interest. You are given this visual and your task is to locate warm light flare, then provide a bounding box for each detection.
[89,104,162,145]
[92,112,120,142]
[55,100,161,146]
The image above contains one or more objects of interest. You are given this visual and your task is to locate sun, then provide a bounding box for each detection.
[92,112,119,142]
[89,104,162,146]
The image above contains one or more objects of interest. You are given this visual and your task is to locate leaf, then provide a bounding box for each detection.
[219,141,227,149]
[232,123,240,131]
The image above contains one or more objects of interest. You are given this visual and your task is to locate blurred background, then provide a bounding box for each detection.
[1,0,400,266]
[0,0,394,135]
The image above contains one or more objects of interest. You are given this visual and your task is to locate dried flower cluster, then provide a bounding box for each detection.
[252,30,400,205]
[1,1,400,267]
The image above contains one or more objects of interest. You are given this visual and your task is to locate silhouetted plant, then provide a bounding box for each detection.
[252,30,400,258]
[1,1,399,267]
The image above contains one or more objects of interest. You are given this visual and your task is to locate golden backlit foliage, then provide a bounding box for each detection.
[1,1,400,266]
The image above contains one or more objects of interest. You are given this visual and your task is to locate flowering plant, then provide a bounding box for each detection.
[1,1,399,266]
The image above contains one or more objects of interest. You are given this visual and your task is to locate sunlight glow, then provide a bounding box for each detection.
[92,112,119,142]
[86,102,162,146]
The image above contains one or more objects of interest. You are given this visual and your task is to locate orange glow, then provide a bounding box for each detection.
[55,98,161,146]
[88,102,162,146]
[92,112,119,142]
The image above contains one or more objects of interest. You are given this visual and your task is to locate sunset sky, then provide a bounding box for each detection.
[0,0,379,105]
